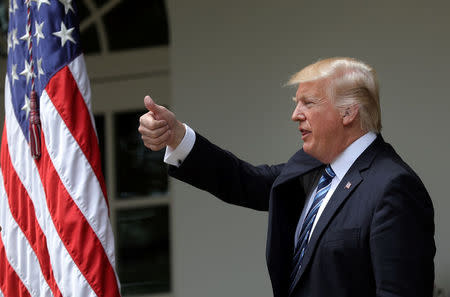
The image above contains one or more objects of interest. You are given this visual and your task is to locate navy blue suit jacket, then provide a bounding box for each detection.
[169,133,435,297]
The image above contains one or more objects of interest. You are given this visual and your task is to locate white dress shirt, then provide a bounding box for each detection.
[294,132,377,245]
[164,125,377,246]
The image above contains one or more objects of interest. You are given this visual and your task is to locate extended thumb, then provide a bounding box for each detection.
[144,95,160,112]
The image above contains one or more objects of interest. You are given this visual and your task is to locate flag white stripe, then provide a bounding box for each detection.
[68,55,91,109]
[0,170,53,297]
[0,286,4,297]
[67,55,97,137]
[4,77,97,297]
[41,84,116,269]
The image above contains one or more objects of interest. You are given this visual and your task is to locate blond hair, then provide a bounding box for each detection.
[287,57,382,133]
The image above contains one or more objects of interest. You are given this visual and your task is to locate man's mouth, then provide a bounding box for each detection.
[300,129,310,139]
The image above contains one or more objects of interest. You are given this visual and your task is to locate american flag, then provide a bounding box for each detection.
[0,0,121,296]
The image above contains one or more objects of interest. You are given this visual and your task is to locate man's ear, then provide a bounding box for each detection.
[342,104,359,126]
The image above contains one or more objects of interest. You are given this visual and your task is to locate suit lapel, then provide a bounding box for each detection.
[266,149,323,297]
[272,149,323,189]
[289,135,385,289]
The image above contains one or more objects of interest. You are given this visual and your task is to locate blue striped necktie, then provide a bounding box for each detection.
[289,165,336,294]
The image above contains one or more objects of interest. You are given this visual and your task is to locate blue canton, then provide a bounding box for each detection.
[6,0,81,141]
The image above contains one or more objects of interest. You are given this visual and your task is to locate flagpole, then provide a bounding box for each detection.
[24,0,41,159]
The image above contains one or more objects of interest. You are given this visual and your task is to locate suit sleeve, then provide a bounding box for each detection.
[370,173,435,297]
[168,133,284,211]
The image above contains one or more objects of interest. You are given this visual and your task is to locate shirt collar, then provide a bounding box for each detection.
[330,132,377,181]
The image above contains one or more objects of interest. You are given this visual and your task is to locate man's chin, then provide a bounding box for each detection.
[302,143,312,155]
[302,145,322,162]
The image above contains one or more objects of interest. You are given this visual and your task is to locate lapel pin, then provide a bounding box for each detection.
[345,182,352,189]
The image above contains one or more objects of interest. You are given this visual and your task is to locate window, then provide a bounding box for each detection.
[78,0,169,55]
[81,1,171,296]
[117,205,171,295]
[114,111,168,199]
[94,104,172,297]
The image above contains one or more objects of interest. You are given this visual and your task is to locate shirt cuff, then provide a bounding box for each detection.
[164,124,196,167]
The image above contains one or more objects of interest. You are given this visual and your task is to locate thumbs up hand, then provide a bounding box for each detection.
[139,95,186,151]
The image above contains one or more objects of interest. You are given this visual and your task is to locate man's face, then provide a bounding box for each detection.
[291,80,345,164]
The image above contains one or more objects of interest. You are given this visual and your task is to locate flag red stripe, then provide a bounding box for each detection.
[45,67,108,206]
[1,127,64,297]
[0,237,31,297]
[34,135,120,297]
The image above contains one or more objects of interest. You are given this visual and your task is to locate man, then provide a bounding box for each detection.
[138,57,435,297]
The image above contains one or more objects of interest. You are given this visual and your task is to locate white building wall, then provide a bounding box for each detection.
[167,0,450,296]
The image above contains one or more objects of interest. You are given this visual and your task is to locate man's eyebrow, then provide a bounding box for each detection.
[292,95,314,102]
[298,94,320,102]
[293,93,307,101]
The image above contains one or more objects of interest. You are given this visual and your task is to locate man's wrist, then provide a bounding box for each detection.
[168,120,186,150]
[164,124,195,167]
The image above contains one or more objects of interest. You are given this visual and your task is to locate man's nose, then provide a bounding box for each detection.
[291,104,305,122]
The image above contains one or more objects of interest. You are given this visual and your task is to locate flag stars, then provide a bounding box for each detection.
[7,31,12,53]
[31,0,51,10]
[10,64,20,86]
[22,94,31,119]
[20,60,36,85]
[34,21,45,45]
[11,28,20,51]
[53,22,76,47]
[58,0,74,15]
[9,0,18,14]
[20,26,32,49]
[36,58,45,79]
